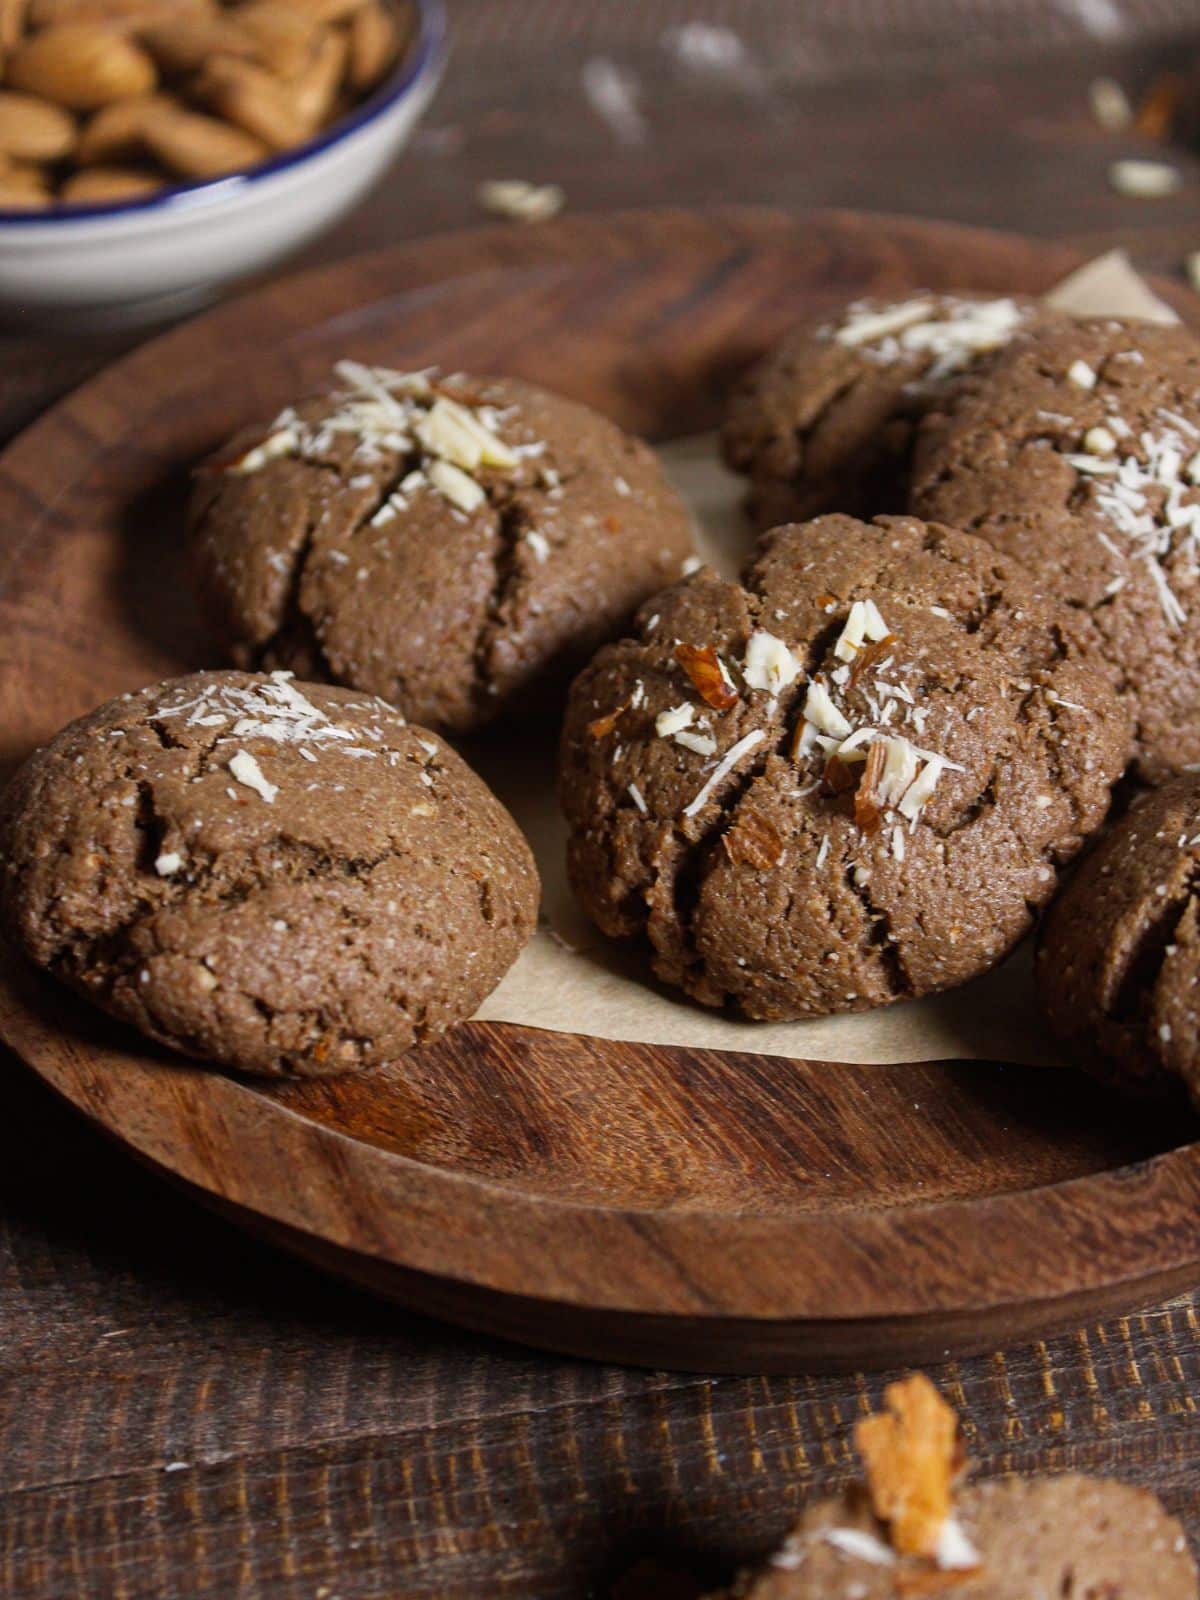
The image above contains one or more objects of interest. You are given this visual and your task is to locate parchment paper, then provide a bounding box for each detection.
[473,253,1178,1065]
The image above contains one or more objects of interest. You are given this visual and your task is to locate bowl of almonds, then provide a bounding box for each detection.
[0,0,445,325]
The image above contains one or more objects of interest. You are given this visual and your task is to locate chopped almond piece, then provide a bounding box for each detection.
[854,738,886,833]
[723,808,784,869]
[587,698,629,738]
[847,631,898,687]
[854,1375,964,1559]
[1135,72,1184,141]
[674,643,738,711]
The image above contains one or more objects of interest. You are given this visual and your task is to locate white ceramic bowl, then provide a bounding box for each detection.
[0,0,447,329]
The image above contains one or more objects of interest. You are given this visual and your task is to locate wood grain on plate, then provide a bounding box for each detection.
[1,207,1198,1373]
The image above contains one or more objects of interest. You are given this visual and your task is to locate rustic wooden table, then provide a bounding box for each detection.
[6,3,1200,1596]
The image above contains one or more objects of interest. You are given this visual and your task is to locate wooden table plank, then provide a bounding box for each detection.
[5,3,1200,1595]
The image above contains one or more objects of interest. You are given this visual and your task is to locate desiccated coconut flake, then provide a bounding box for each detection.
[1084,424,1118,455]
[1109,158,1181,198]
[804,680,853,740]
[835,297,936,348]
[428,459,486,513]
[936,1517,981,1572]
[743,629,802,692]
[525,530,550,563]
[627,782,648,814]
[820,1528,897,1567]
[477,178,565,224]
[675,730,718,756]
[681,554,703,575]
[155,851,183,876]
[1089,75,1132,130]
[228,425,300,475]
[1068,359,1097,389]
[891,826,906,861]
[228,750,277,804]
[656,703,695,737]
[683,729,766,818]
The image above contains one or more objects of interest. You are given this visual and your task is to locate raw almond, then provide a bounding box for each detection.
[196,54,310,148]
[140,102,267,177]
[233,2,322,80]
[8,23,159,111]
[61,163,162,201]
[136,15,256,77]
[290,0,372,21]
[0,0,29,51]
[348,1,399,92]
[75,90,171,163]
[0,162,51,206]
[288,25,346,129]
[29,0,214,22]
[0,89,75,160]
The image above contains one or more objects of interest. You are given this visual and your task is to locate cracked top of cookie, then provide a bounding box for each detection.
[1037,773,1200,1104]
[189,363,694,736]
[0,671,539,1078]
[910,316,1200,783]
[559,515,1127,1021]
[721,293,1049,531]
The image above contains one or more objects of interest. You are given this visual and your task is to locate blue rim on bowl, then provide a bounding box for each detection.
[0,0,448,227]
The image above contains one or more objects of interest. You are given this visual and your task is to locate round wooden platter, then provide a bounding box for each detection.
[3,207,1200,1375]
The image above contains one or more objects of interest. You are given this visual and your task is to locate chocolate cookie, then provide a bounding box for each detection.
[1037,774,1200,1102]
[559,514,1126,1020]
[721,293,1048,530]
[190,363,695,736]
[911,317,1200,782]
[730,1477,1195,1599]
[723,1374,1196,1600]
[0,670,539,1078]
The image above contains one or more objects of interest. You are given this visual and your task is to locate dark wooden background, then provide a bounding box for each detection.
[7,2,1200,1595]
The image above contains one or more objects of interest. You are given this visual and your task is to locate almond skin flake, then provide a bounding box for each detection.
[587,699,629,739]
[854,738,887,833]
[674,642,739,711]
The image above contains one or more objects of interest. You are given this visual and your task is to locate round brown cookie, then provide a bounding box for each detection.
[559,514,1126,1020]
[189,363,694,736]
[721,293,1050,530]
[0,670,539,1078]
[723,1476,1196,1598]
[1037,774,1200,1102]
[911,316,1200,783]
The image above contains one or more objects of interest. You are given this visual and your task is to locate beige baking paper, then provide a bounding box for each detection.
[473,253,1177,1065]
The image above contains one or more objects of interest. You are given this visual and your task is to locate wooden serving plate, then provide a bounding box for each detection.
[2,207,1199,1374]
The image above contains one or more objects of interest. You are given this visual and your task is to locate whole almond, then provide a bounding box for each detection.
[0,162,51,207]
[348,1,399,92]
[61,163,163,201]
[197,55,310,149]
[137,15,257,77]
[29,0,214,23]
[233,2,322,80]
[140,102,267,178]
[290,0,372,22]
[0,90,76,161]
[0,0,29,52]
[289,26,346,130]
[8,23,159,111]
[75,90,172,163]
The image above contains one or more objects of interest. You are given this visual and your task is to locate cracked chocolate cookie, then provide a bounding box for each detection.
[723,1375,1196,1600]
[189,363,694,736]
[911,317,1200,783]
[0,670,539,1078]
[1037,774,1200,1103]
[721,293,1049,530]
[559,514,1127,1020]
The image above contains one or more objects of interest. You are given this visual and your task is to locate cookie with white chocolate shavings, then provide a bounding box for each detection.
[721,293,1053,531]
[189,363,694,736]
[558,515,1127,1019]
[1037,773,1200,1103]
[719,1375,1196,1599]
[0,671,538,1078]
[911,317,1200,783]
